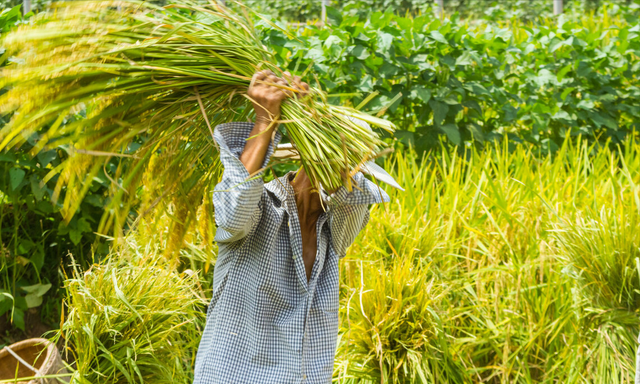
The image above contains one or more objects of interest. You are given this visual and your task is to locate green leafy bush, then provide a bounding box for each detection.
[0,143,108,332]
[262,6,640,152]
[235,0,632,24]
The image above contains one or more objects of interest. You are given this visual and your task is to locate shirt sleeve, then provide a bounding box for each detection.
[212,122,282,244]
[321,172,390,258]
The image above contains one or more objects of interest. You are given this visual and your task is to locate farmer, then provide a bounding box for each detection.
[192,70,390,384]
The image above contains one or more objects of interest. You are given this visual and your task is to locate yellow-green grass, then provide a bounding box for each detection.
[337,137,640,383]
[55,136,640,384]
[53,239,207,384]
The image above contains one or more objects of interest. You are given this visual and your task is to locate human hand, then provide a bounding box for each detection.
[248,70,310,127]
[283,71,310,100]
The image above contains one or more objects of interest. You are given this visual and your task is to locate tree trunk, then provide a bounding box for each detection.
[554,0,563,15]
[435,0,444,20]
[321,0,330,25]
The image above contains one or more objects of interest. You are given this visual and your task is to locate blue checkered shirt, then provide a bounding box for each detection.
[193,122,389,384]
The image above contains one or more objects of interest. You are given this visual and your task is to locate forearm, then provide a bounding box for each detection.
[239,119,276,175]
[212,122,281,243]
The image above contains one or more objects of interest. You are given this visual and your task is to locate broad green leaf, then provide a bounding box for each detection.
[25,293,43,308]
[440,124,461,145]
[590,112,618,130]
[30,175,47,201]
[577,99,595,110]
[12,307,25,331]
[379,62,399,78]
[410,87,431,104]
[77,217,93,233]
[349,45,370,60]
[0,293,13,317]
[324,35,343,49]
[394,130,415,146]
[552,110,572,121]
[18,239,34,254]
[467,122,485,142]
[535,69,557,87]
[557,64,572,83]
[37,150,57,167]
[70,229,83,245]
[455,52,474,66]
[377,32,394,51]
[396,17,412,31]
[560,87,575,101]
[21,283,52,296]
[0,153,16,162]
[9,168,25,190]
[325,6,342,26]
[430,100,449,125]
[31,248,45,271]
[430,31,448,45]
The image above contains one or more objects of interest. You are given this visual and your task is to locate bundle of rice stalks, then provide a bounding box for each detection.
[53,244,207,384]
[0,0,394,234]
[335,256,466,384]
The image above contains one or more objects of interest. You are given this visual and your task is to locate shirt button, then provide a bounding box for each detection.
[303,374,307,380]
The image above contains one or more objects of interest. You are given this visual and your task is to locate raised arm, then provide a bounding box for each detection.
[239,70,291,174]
[213,70,308,243]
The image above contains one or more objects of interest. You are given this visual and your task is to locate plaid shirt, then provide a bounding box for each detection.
[193,122,389,384]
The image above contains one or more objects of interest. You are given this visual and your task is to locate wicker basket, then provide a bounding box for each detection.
[0,338,69,384]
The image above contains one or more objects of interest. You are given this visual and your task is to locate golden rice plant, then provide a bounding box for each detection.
[0,0,394,236]
[53,241,208,384]
[335,136,640,383]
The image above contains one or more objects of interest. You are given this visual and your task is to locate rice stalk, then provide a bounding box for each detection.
[53,242,207,384]
[0,0,394,235]
[337,136,640,383]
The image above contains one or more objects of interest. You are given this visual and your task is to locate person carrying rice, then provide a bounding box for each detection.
[192,70,390,384]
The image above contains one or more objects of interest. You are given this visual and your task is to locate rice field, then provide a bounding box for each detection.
[55,135,640,383]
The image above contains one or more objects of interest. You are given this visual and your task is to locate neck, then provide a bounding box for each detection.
[290,168,324,226]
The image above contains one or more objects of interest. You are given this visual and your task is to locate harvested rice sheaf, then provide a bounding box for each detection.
[0,0,394,232]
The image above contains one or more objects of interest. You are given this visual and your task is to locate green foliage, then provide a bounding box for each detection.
[0,5,22,33]
[261,6,640,152]
[235,0,638,23]
[0,5,107,336]
[0,144,107,332]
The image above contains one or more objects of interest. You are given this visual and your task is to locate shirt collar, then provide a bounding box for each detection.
[264,171,295,203]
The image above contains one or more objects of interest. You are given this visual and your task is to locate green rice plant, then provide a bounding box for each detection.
[50,135,640,384]
[336,136,640,383]
[553,202,640,311]
[52,238,208,384]
[549,154,640,382]
[335,256,467,384]
[0,0,394,236]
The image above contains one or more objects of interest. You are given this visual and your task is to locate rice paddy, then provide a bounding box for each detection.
[50,136,640,383]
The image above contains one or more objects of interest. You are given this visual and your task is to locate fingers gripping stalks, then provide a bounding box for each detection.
[247,70,310,129]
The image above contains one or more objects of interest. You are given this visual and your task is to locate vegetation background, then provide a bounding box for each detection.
[1,0,639,383]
